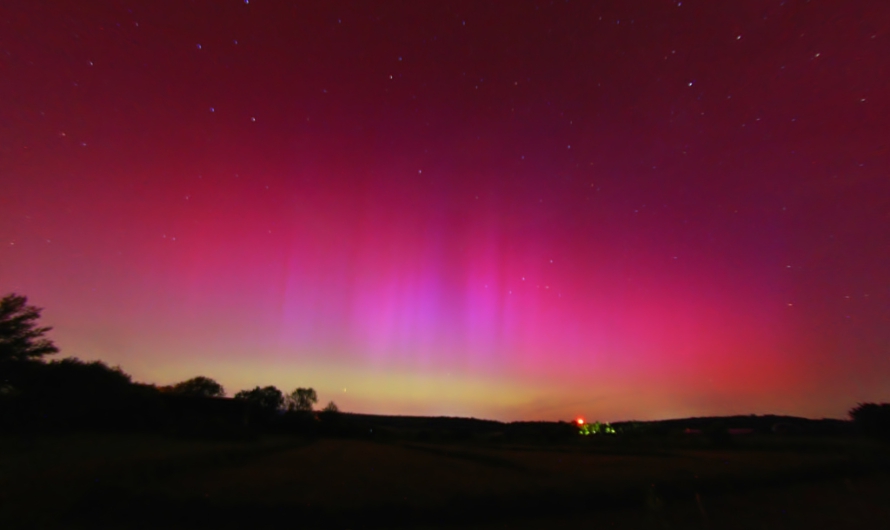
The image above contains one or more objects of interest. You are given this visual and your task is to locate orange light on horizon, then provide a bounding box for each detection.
[576,418,585,425]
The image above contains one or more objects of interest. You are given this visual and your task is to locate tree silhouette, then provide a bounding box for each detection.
[0,293,59,363]
[287,387,317,412]
[171,376,225,398]
[234,385,284,411]
[45,357,133,389]
[317,400,343,435]
[850,402,890,440]
[2,357,165,430]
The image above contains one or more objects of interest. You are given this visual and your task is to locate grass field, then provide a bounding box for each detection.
[2,432,888,529]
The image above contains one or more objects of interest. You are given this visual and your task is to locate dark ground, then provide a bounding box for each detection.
[2,431,889,529]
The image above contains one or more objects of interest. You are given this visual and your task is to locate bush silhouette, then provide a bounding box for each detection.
[170,376,225,398]
[2,357,161,430]
[850,403,890,440]
[234,386,284,412]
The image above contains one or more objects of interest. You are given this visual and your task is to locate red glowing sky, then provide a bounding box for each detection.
[2,0,888,421]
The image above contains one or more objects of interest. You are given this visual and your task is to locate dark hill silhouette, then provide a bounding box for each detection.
[613,415,853,437]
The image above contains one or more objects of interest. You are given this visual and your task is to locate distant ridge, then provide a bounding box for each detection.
[338,412,851,436]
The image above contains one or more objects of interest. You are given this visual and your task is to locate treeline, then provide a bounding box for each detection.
[0,293,338,438]
[0,357,341,437]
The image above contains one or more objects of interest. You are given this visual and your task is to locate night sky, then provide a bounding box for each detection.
[2,1,888,421]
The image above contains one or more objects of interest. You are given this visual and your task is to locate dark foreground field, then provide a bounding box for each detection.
[2,433,889,529]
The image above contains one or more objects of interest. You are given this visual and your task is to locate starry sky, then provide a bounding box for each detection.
[2,0,888,421]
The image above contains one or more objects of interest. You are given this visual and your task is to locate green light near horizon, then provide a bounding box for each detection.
[578,421,616,436]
